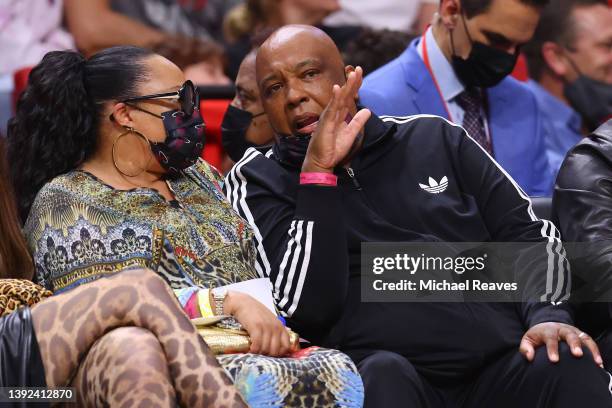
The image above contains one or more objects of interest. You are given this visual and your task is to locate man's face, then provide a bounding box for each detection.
[232,52,273,145]
[234,53,261,114]
[256,28,348,137]
[451,0,541,58]
[565,5,612,84]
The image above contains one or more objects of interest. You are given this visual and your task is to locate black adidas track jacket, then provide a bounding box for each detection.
[224,114,572,381]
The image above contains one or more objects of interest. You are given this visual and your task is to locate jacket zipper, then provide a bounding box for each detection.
[346,167,362,190]
[345,166,378,211]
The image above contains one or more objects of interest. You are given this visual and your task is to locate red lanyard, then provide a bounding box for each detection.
[421,31,454,121]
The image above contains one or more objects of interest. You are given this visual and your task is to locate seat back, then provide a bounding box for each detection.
[198,85,236,171]
[12,67,33,112]
[200,99,231,170]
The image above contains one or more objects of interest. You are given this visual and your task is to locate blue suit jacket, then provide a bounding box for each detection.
[360,39,553,197]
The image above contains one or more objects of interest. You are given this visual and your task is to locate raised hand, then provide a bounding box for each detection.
[302,66,371,174]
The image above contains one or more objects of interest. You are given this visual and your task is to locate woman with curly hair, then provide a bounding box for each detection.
[0,139,246,407]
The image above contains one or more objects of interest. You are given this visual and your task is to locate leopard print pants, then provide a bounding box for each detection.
[31,268,247,407]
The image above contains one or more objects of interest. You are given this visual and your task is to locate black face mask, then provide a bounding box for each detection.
[221,105,265,162]
[450,13,518,88]
[273,134,311,168]
[562,59,612,131]
[151,108,205,176]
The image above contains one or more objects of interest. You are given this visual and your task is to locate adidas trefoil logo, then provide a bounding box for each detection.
[419,176,448,194]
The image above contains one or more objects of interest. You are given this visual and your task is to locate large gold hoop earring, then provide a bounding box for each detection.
[112,127,153,177]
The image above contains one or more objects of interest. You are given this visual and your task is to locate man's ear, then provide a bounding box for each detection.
[110,102,136,129]
[541,42,571,79]
[439,0,460,30]
[230,95,243,109]
[344,65,355,79]
[343,65,361,101]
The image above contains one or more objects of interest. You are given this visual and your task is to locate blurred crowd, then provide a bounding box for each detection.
[1,0,610,188]
[0,0,433,133]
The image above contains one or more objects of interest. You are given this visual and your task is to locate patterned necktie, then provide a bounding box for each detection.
[456,88,493,155]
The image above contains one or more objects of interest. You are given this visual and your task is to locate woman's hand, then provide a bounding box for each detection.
[224,291,291,357]
[301,66,371,174]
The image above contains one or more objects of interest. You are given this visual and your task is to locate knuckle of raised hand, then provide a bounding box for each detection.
[546,328,559,337]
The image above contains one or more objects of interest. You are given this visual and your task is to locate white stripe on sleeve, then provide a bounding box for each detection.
[226,148,271,278]
[287,221,314,316]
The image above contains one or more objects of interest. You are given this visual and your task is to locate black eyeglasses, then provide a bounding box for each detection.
[121,80,199,117]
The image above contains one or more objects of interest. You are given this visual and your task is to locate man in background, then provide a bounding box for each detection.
[360,0,554,197]
[524,0,612,174]
[222,49,274,165]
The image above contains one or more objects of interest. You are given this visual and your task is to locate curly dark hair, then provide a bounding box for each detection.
[7,46,153,223]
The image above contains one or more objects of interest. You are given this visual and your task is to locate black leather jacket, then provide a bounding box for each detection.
[553,119,612,335]
[0,307,47,405]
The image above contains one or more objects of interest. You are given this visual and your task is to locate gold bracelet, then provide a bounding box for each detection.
[197,289,215,318]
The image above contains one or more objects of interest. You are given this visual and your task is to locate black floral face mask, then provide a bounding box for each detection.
[151,108,206,176]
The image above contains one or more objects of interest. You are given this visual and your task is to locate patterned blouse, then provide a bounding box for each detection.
[25,160,258,293]
[22,159,365,408]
